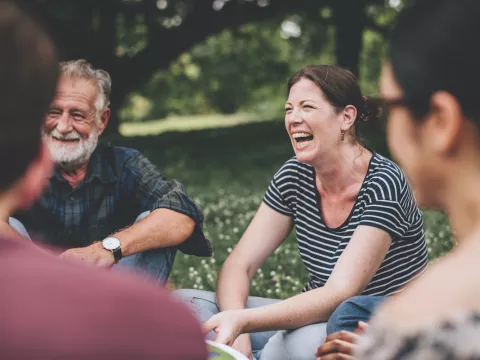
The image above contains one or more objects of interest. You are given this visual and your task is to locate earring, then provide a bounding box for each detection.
[341,130,345,141]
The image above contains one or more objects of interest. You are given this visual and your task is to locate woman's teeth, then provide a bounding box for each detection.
[292,132,314,143]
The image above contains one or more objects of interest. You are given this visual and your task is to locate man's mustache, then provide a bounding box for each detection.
[48,128,81,141]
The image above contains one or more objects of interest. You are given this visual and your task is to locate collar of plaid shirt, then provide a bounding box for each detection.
[50,145,117,184]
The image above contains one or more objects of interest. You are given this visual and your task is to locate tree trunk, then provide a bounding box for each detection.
[104,87,128,136]
[333,0,367,76]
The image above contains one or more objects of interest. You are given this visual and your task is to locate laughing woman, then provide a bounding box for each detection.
[175,65,428,360]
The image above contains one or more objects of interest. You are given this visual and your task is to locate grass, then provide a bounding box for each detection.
[120,112,279,137]
[111,117,453,298]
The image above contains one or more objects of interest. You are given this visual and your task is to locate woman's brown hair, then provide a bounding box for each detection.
[287,65,381,142]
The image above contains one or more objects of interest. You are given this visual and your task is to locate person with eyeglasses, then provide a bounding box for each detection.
[316,1,480,359]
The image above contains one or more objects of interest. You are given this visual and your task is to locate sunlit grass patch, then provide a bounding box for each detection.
[120,112,278,137]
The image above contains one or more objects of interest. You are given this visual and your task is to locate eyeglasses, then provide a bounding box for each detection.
[370,96,406,108]
[369,96,408,121]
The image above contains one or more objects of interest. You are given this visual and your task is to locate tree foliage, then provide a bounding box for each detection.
[23,0,399,132]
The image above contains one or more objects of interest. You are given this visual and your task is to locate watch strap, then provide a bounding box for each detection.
[112,246,123,263]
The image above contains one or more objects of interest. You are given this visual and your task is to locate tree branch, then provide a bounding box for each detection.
[93,1,118,68]
[21,0,98,60]
[119,0,325,91]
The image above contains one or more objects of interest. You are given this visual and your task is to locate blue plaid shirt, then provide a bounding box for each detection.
[15,143,211,256]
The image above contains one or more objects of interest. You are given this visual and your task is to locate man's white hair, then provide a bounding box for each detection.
[59,59,111,123]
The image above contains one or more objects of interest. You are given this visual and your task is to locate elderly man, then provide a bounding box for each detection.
[9,59,211,281]
[0,2,206,358]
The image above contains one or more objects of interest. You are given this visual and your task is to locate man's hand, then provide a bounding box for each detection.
[231,333,253,360]
[315,321,368,360]
[60,242,114,268]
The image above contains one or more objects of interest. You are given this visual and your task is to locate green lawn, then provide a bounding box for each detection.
[111,118,453,298]
[120,112,279,137]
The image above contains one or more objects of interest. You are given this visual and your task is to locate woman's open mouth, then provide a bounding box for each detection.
[292,132,314,150]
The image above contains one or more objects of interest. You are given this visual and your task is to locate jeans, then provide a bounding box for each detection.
[326,295,386,334]
[174,289,327,360]
[8,211,176,284]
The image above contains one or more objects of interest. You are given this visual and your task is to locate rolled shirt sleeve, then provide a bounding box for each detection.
[122,151,212,257]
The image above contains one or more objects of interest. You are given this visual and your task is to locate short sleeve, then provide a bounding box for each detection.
[121,150,211,256]
[359,167,418,240]
[263,159,299,217]
[263,179,293,216]
[122,151,202,219]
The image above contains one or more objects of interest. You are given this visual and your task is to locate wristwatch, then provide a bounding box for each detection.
[102,236,123,263]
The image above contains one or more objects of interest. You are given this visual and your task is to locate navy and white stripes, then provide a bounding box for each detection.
[263,153,428,296]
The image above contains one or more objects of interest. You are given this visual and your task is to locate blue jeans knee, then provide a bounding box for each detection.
[11,212,177,284]
[115,211,176,284]
[327,295,386,334]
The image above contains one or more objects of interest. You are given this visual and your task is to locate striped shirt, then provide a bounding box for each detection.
[263,153,428,296]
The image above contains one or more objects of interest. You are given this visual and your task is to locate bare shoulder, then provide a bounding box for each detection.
[375,243,480,332]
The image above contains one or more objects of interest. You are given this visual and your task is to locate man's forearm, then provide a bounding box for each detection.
[112,208,195,257]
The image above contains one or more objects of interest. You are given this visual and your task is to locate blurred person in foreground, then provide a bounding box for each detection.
[0,2,206,358]
[6,58,212,284]
[317,0,480,359]
[176,64,428,360]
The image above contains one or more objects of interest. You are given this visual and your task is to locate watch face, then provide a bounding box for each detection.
[102,237,120,250]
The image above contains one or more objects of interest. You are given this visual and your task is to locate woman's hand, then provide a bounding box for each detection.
[203,309,248,346]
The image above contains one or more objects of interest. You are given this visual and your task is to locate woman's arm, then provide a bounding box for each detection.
[204,225,392,344]
[216,203,294,311]
[242,226,391,331]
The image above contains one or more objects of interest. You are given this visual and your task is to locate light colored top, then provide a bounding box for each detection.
[356,311,480,359]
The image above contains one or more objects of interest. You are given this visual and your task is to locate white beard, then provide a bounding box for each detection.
[44,127,98,172]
